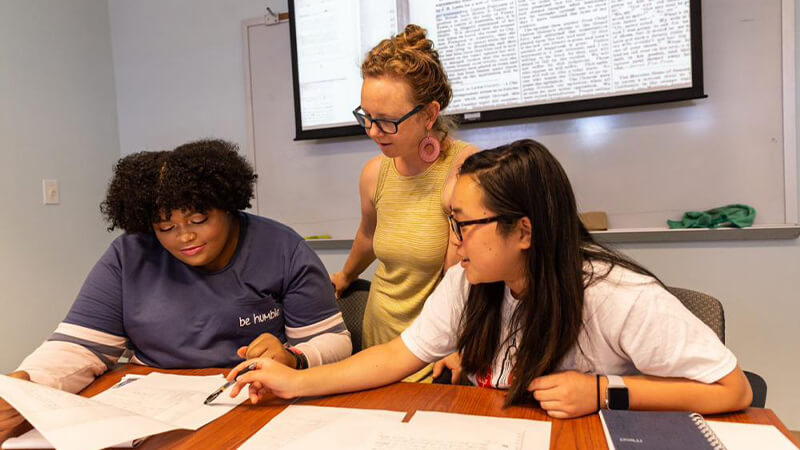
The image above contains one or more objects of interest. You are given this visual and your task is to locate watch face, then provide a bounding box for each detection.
[608,387,629,410]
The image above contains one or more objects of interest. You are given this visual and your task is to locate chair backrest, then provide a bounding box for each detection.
[666,286,726,343]
[666,286,766,407]
[337,279,371,354]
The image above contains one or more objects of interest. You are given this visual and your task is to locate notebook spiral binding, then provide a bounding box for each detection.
[689,412,728,450]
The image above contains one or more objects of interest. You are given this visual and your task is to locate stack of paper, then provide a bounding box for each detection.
[0,372,249,450]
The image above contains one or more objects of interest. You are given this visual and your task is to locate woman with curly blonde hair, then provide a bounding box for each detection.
[330,25,477,381]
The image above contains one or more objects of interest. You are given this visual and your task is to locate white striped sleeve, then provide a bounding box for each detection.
[285,312,352,367]
[16,322,129,393]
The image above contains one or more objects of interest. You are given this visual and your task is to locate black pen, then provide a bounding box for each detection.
[204,363,257,405]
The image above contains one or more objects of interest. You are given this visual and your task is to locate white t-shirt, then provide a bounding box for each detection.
[401,262,737,389]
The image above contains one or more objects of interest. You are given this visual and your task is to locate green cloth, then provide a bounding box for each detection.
[667,204,756,229]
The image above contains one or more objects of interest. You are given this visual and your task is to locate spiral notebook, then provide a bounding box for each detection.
[599,410,726,450]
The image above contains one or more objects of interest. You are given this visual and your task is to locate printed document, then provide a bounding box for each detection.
[0,372,248,450]
[239,405,406,449]
[409,410,551,450]
[248,406,551,450]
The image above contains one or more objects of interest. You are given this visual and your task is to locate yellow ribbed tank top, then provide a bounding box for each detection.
[363,139,468,382]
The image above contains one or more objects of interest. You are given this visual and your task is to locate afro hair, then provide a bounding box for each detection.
[100,139,257,233]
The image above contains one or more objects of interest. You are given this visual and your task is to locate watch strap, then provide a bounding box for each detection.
[284,345,309,370]
[606,374,625,388]
[605,374,629,410]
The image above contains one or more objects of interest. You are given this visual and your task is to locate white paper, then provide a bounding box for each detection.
[1,429,140,449]
[706,420,798,450]
[409,411,551,450]
[0,375,177,450]
[3,374,147,449]
[239,405,406,450]
[91,372,248,430]
[0,372,249,450]
[362,421,522,450]
[275,408,534,450]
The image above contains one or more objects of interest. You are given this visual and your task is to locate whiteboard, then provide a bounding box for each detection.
[244,0,795,239]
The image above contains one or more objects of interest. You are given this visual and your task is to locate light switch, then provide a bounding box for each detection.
[43,179,60,205]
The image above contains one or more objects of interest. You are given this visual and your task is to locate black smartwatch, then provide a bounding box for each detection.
[605,375,629,410]
[284,345,309,370]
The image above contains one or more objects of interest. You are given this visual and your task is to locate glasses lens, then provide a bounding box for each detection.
[383,121,398,134]
[372,120,397,135]
[448,216,462,241]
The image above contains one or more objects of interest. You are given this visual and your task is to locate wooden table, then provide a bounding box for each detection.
[69,365,799,449]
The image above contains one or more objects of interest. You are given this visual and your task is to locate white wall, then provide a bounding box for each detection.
[107,0,800,429]
[0,0,121,372]
[4,0,789,430]
[108,0,281,155]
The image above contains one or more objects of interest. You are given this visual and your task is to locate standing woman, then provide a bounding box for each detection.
[330,25,477,380]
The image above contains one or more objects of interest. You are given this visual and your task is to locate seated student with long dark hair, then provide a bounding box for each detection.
[224,139,752,418]
[0,140,350,437]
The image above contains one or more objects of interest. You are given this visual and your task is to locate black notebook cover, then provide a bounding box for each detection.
[599,410,726,450]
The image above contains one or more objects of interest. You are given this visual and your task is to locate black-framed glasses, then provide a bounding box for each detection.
[448,215,516,241]
[352,104,424,135]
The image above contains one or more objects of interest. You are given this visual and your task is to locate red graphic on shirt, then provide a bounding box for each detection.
[475,368,493,388]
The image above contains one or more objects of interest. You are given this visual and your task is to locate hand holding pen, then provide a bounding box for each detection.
[224,358,301,404]
[204,363,258,405]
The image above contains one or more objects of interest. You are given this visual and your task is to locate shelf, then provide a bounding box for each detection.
[305,225,800,250]
[592,225,800,243]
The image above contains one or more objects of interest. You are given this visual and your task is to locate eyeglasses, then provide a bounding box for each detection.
[448,215,516,241]
[352,104,424,135]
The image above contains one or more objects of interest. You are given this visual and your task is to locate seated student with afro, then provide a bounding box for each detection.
[0,139,351,437]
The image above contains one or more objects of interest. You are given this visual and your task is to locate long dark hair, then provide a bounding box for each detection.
[456,139,661,406]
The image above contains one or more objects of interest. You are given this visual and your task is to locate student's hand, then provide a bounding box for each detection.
[432,352,463,384]
[527,371,598,419]
[237,333,295,368]
[226,358,301,403]
[0,371,31,442]
[329,272,352,300]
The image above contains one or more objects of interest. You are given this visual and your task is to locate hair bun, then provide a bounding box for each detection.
[361,23,455,136]
[399,24,432,52]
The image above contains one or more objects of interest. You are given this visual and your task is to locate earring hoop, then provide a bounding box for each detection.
[418,132,441,163]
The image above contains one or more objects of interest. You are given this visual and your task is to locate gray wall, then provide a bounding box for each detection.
[0,1,120,373]
[108,0,273,155]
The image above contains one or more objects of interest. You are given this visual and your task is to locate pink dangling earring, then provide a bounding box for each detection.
[418,132,441,163]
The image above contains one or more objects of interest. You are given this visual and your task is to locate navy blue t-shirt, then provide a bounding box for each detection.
[63,213,340,368]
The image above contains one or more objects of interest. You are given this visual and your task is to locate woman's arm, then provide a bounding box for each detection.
[529,367,752,419]
[15,326,117,392]
[610,367,752,413]
[17,245,130,392]
[228,337,426,401]
[330,157,381,298]
[238,324,352,368]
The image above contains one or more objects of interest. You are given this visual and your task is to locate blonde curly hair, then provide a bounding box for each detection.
[361,24,457,138]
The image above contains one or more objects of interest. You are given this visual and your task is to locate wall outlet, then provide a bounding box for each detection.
[42,179,59,205]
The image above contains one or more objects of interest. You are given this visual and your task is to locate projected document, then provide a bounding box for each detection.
[292,0,694,132]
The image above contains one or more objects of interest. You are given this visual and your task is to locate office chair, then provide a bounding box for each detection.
[337,279,371,354]
[667,286,767,408]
